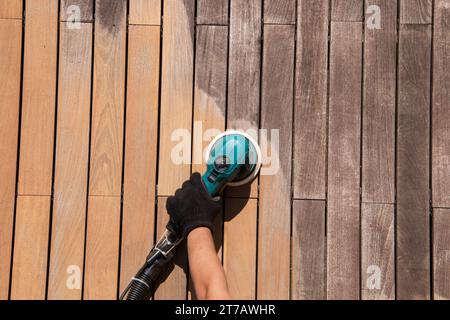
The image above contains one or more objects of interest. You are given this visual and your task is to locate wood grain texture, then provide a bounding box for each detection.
[258,25,295,300]
[292,200,326,300]
[294,0,329,200]
[192,25,228,173]
[433,209,450,300]
[11,196,50,300]
[197,0,228,25]
[129,0,161,25]
[397,24,431,300]
[60,0,93,22]
[432,0,450,208]
[264,0,296,24]
[48,23,92,300]
[0,0,22,19]
[18,0,58,196]
[227,0,261,198]
[84,196,121,300]
[327,22,362,300]
[361,203,395,300]
[223,198,257,299]
[400,0,432,24]
[158,0,195,196]
[89,0,126,196]
[154,197,187,300]
[120,25,160,292]
[331,0,363,22]
[0,19,21,300]
[362,0,397,204]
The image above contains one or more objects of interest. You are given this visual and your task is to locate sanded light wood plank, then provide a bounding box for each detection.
[223,198,257,300]
[361,203,395,300]
[84,196,121,300]
[158,0,195,196]
[327,22,362,300]
[258,25,294,300]
[11,196,50,300]
[89,0,126,196]
[60,0,93,22]
[48,23,92,300]
[18,0,58,196]
[0,19,22,300]
[192,25,228,174]
[294,0,329,200]
[397,24,431,300]
[0,0,22,19]
[400,0,432,24]
[331,0,363,22]
[432,0,450,208]
[197,0,228,25]
[292,200,326,300]
[433,209,450,300]
[119,25,160,292]
[154,197,187,300]
[264,0,296,24]
[362,0,397,204]
[129,0,161,25]
[227,0,261,198]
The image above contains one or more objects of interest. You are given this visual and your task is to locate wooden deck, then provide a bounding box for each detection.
[0,0,449,300]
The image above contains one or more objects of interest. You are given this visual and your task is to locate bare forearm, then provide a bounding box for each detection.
[187,228,231,300]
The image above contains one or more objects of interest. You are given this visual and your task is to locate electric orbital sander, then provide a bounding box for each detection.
[120,130,262,300]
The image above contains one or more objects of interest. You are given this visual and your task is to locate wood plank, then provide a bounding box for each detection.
[258,25,294,300]
[48,22,92,300]
[119,25,160,293]
[400,0,432,24]
[158,0,195,196]
[89,0,126,196]
[60,0,93,22]
[433,209,450,300]
[192,25,228,174]
[331,0,363,22]
[226,0,261,198]
[292,200,326,300]
[294,0,329,200]
[223,198,257,299]
[0,18,22,300]
[362,0,397,203]
[0,0,22,19]
[11,196,50,300]
[327,22,362,300]
[432,0,450,208]
[264,0,296,24]
[361,203,395,300]
[18,0,58,196]
[129,0,161,25]
[197,0,228,25]
[154,197,187,300]
[84,196,121,300]
[397,24,431,300]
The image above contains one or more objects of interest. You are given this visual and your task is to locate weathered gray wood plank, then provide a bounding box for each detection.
[433,209,450,300]
[400,0,432,24]
[327,21,362,300]
[362,0,397,203]
[258,24,295,300]
[331,0,363,22]
[292,200,326,300]
[361,203,395,300]
[432,0,450,208]
[197,0,228,25]
[264,0,296,24]
[60,0,93,22]
[294,0,329,200]
[397,24,431,300]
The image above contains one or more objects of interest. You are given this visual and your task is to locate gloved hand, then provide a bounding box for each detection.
[166,173,221,239]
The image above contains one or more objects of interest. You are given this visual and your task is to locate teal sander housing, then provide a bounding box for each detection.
[120,130,262,300]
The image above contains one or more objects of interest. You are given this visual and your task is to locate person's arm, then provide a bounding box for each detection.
[187,227,231,300]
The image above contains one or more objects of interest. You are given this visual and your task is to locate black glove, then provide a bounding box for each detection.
[166,173,221,239]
